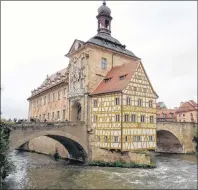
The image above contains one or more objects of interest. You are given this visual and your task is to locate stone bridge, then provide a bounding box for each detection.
[9,121,89,161]
[156,121,197,153]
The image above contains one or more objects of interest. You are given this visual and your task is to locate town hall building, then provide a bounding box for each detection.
[28,1,158,155]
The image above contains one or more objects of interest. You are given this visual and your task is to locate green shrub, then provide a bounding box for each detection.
[0,122,13,187]
[88,160,156,169]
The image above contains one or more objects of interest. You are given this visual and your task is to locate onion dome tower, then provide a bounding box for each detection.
[97,1,112,35]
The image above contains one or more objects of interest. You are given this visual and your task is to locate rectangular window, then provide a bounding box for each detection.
[125,136,128,142]
[126,97,131,105]
[48,94,50,103]
[149,136,153,141]
[57,111,60,120]
[150,116,154,123]
[131,114,136,122]
[149,100,153,108]
[93,115,98,122]
[124,114,130,122]
[81,57,85,68]
[44,96,46,105]
[63,110,65,120]
[97,136,100,142]
[133,136,141,142]
[115,114,120,122]
[64,88,67,97]
[80,79,84,88]
[93,100,98,108]
[133,87,137,91]
[140,115,145,122]
[48,113,50,120]
[101,58,107,69]
[138,99,143,106]
[104,136,108,143]
[53,92,56,102]
[115,98,120,105]
[58,91,61,100]
[114,136,118,143]
[73,82,76,90]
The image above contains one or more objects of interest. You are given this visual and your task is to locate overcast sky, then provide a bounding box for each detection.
[1,1,197,119]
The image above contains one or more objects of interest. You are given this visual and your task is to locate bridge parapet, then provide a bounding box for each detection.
[9,121,86,130]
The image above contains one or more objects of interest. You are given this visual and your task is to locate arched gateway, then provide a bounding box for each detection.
[9,122,89,162]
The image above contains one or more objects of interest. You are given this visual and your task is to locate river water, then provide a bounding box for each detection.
[3,151,197,189]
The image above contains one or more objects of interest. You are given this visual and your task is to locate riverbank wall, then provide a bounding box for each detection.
[91,147,151,165]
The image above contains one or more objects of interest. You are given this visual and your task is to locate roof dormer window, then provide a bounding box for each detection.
[104,78,112,83]
[120,74,127,80]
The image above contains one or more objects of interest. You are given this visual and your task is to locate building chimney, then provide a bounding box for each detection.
[180,102,184,107]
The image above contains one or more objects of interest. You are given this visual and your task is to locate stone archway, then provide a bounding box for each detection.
[156,130,184,153]
[9,130,88,162]
[71,101,82,121]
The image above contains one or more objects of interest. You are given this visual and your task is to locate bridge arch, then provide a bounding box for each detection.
[9,130,88,161]
[156,129,184,153]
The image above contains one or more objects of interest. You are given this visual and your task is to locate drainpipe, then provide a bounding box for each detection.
[121,92,123,152]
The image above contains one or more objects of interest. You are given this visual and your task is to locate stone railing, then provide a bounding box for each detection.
[9,121,86,130]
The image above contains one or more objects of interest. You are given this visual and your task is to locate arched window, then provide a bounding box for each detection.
[105,20,109,29]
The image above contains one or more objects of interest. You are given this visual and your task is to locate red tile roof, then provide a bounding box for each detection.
[176,100,197,113]
[157,108,177,119]
[91,61,139,95]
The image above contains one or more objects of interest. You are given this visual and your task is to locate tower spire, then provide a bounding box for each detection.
[97,1,112,35]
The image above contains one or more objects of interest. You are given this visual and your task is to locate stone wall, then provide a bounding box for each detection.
[157,122,197,153]
[91,147,151,165]
[27,136,69,158]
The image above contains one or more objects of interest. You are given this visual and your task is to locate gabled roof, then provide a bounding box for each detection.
[91,61,139,95]
[176,100,198,113]
[65,39,84,57]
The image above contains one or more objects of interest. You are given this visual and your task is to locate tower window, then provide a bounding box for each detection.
[105,20,110,29]
[101,58,107,69]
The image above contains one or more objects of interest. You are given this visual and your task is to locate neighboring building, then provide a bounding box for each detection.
[176,100,198,123]
[156,102,167,110]
[28,68,68,122]
[28,2,158,152]
[157,108,177,122]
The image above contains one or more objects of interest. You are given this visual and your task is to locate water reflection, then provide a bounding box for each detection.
[3,151,198,189]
